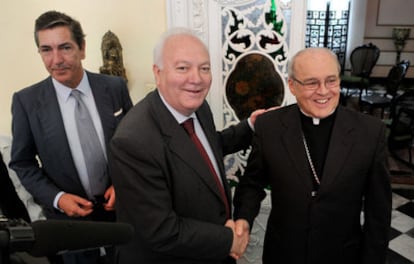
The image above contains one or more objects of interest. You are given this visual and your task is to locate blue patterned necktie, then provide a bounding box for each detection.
[71,89,108,198]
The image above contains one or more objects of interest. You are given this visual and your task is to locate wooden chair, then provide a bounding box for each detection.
[387,89,414,167]
[359,60,410,119]
[340,43,380,105]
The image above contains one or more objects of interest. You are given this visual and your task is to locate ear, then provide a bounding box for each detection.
[288,78,296,96]
[153,64,161,86]
[80,40,86,59]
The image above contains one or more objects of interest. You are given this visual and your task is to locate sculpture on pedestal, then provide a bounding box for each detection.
[99,30,127,82]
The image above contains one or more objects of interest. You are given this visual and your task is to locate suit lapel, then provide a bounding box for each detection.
[321,107,355,189]
[87,72,114,145]
[36,78,78,177]
[196,105,232,202]
[280,106,314,192]
[280,106,356,193]
[149,92,225,202]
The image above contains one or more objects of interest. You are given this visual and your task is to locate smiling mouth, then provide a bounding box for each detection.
[315,99,329,104]
[185,88,203,94]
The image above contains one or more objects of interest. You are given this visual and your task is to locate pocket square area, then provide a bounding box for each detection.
[114,108,123,116]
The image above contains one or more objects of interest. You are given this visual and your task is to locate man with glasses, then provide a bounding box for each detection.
[233,47,391,264]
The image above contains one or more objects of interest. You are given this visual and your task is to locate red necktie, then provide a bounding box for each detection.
[181,118,230,219]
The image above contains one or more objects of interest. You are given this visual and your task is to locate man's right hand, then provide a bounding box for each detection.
[57,193,94,217]
[225,219,250,259]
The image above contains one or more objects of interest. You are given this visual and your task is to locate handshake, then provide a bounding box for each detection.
[225,219,250,260]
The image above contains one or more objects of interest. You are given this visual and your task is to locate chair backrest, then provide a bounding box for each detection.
[385,60,410,97]
[388,89,414,151]
[389,86,414,121]
[349,43,380,78]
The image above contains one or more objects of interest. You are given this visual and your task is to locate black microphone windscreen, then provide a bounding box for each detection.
[28,220,134,257]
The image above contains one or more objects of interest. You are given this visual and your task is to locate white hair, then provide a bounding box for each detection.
[153,27,208,69]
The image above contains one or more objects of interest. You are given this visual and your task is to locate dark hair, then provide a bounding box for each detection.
[34,10,85,49]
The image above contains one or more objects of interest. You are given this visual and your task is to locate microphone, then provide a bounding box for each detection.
[0,217,134,257]
[28,220,134,257]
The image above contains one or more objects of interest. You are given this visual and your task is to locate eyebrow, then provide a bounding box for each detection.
[302,75,338,82]
[175,60,211,66]
[39,42,72,49]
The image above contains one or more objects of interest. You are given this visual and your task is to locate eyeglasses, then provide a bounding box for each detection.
[291,76,340,91]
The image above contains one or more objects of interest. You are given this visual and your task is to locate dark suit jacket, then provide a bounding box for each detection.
[234,104,392,264]
[0,152,31,222]
[10,71,133,220]
[110,90,253,264]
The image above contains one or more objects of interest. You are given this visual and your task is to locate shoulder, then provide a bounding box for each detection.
[86,71,127,89]
[111,92,164,152]
[337,106,384,129]
[86,70,118,80]
[15,77,51,97]
[13,77,52,107]
[86,71,131,104]
[114,92,154,133]
[256,104,298,124]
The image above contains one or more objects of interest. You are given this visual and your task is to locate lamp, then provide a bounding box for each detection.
[392,27,411,64]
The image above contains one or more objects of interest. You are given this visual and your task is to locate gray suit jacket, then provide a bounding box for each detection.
[234,104,392,264]
[110,90,252,264]
[10,71,133,219]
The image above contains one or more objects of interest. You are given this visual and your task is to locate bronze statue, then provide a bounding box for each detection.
[99,30,127,82]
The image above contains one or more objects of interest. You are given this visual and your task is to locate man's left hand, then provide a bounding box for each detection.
[249,106,280,126]
[103,185,116,211]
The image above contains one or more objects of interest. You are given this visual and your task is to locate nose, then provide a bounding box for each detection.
[51,50,64,65]
[188,68,203,84]
[315,81,329,94]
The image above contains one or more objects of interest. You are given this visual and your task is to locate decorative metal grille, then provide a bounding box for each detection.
[220,0,289,184]
[305,2,350,71]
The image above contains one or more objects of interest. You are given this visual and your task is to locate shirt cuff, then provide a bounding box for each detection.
[247,117,254,131]
[53,191,65,212]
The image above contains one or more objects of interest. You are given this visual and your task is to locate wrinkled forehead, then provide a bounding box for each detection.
[164,34,207,52]
[163,35,210,63]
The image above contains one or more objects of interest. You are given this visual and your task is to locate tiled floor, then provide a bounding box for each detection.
[389,186,414,263]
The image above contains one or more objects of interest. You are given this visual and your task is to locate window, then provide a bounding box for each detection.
[305,0,350,71]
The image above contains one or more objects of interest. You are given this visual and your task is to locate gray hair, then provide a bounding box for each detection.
[153,27,208,69]
[288,47,341,78]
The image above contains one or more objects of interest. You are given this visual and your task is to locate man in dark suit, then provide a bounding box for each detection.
[9,11,133,264]
[233,47,392,264]
[110,28,265,264]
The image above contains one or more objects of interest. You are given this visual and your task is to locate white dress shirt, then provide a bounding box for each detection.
[159,94,223,185]
[53,72,107,205]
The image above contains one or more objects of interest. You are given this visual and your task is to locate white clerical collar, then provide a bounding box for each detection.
[299,108,336,126]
